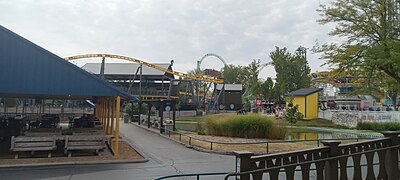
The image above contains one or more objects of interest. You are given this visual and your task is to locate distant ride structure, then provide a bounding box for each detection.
[65,54,224,83]
[197,53,227,71]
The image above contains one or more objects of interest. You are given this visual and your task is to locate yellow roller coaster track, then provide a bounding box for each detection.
[64,54,224,83]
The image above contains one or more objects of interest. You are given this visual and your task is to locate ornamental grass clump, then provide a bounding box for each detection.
[200,114,286,139]
[357,122,400,132]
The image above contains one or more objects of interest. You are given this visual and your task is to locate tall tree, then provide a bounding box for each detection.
[270,47,311,98]
[221,64,245,84]
[243,59,263,97]
[261,77,274,101]
[315,0,400,83]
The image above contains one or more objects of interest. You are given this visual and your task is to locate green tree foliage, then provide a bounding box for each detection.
[221,60,266,100]
[285,97,302,125]
[242,59,263,97]
[261,77,274,101]
[221,64,245,84]
[315,0,400,83]
[124,102,148,118]
[270,47,311,99]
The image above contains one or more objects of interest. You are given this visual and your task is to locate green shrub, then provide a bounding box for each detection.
[199,114,286,139]
[357,122,400,132]
[124,102,148,118]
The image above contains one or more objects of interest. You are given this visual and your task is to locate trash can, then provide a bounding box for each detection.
[123,114,129,123]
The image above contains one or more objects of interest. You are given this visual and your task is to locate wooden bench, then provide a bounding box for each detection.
[64,135,106,157]
[10,136,56,159]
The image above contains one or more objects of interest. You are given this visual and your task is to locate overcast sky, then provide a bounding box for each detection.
[0,0,334,79]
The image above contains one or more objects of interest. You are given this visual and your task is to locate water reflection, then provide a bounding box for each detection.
[286,129,360,140]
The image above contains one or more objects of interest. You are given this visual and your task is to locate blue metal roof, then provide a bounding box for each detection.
[0,25,139,101]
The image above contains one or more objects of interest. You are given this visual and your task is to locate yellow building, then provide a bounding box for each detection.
[286,88,323,120]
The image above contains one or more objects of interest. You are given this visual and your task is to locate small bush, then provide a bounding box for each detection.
[198,114,286,139]
[357,122,400,132]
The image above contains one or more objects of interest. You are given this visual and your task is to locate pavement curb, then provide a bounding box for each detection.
[0,158,148,169]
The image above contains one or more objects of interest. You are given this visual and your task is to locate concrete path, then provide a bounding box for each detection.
[0,121,235,180]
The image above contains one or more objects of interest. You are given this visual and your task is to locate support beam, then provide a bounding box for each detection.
[109,98,114,135]
[147,103,151,128]
[100,57,105,79]
[159,101,164,134]
[127,66,141,94]
[114,96,120,157]
[172,102,176,131]
[106,98,111,132]
[138,102,141,125]
[101,99,106,129]
[110,98,115,138]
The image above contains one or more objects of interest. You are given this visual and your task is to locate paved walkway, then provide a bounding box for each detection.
[0,121,235,180]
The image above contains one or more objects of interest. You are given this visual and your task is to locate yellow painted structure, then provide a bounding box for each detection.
[286,88,322,120]
[95,96,122,157]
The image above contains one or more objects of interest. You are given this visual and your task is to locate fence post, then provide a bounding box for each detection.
[234,151,254,180]
[321,140,341,180]
[382,131,400,180]
[210,142,213,150]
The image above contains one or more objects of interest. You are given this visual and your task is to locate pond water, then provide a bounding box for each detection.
[286,128,361,140]
[176,122,364,140]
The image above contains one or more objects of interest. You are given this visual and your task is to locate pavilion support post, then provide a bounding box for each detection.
[105,99,110,132]
[103,100,106,129]
[110,98,115,138]
[172,102,176,131]
[138,102,142,125]
[147,103,151,128]
[103,100,106,131]
[107,99,111,132]
[95,103,99,119]
[114,96,120,157]
[159,101,164,134]
[109,98,115,135]
[98,101,101,127]
[101,100,104,128]
[100,98,104,127]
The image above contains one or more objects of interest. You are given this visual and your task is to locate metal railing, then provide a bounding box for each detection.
[226,131,400,180]
[160,127,373,154]
[156,161,395,180]
[155,172,229,180]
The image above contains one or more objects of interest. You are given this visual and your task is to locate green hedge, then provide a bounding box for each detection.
[199,114,286,139]
[357,122,400,132]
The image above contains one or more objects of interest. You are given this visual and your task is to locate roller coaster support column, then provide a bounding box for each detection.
[100,57,105,80]
[127,65,141,94]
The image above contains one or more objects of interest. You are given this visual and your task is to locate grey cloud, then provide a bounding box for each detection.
[0,0,333,78]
